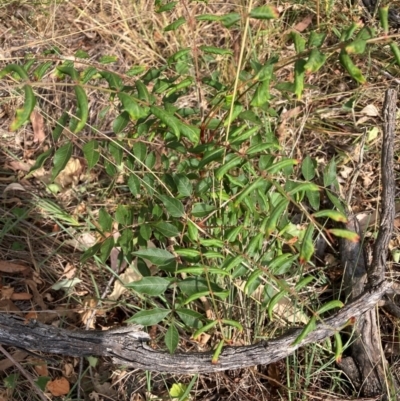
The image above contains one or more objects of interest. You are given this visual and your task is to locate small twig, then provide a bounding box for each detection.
[0,344,49,401]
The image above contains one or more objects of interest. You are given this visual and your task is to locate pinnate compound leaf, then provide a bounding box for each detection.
[390,42,400,66]
[10,85,36,131]
[304,49,327,73]
[294,59,306,99]
[301,155,316,180]
[73,85,89,133]
[164,17,186,31]
[52,142,73,181]
[292,316,317,345]
[119,93,149,120]
[153,221,180,238]
[379,6,389,34]
[165,324,179,353]
[345,39,367,55]
[339,50,366,84]
[132,248,175,266]
[199,46,233,56]
[127,277,170,296]
[83,140,100,169]
[300,223,314,265]
[159,195,185,217]
[308,31,326,48]
[176,308,203,328]
[316,300,344,315]
[169,383,188,398]
[250,5,279,19]
[312,210,347,222]
[328,229,360,242]
[127,308,171,326]
[29,148,53,174]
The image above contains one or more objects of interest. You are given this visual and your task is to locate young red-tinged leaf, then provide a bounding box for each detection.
[165,324,179,354]
[328,229,360,242]
[312,210,348,223]
[10,85,36,131]
[334,332,343,363]
[379,6,389,34]
[300,223,314,265]
[316,300,344,315]
[132,248,175,266]
[212,340,225,364]
[127,308,171,325]
[292,316,317,345]
[250,5,279,20]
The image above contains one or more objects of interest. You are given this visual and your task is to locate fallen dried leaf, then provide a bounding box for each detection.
[32,359,48,376]
[30,110,46,144]
[293,15,313,32]
[54,158,83,187]
[0,287,14,300]
[10,292,32,301]
[0,261,29,274]
[46,377,70,396]
[0,350,28,372]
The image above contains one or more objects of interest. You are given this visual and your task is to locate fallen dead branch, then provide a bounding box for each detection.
[0,280,394,374]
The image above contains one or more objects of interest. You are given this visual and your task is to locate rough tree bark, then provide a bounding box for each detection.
[337,88,398,398]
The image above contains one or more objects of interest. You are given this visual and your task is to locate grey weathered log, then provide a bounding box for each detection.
[0,281,391,374]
